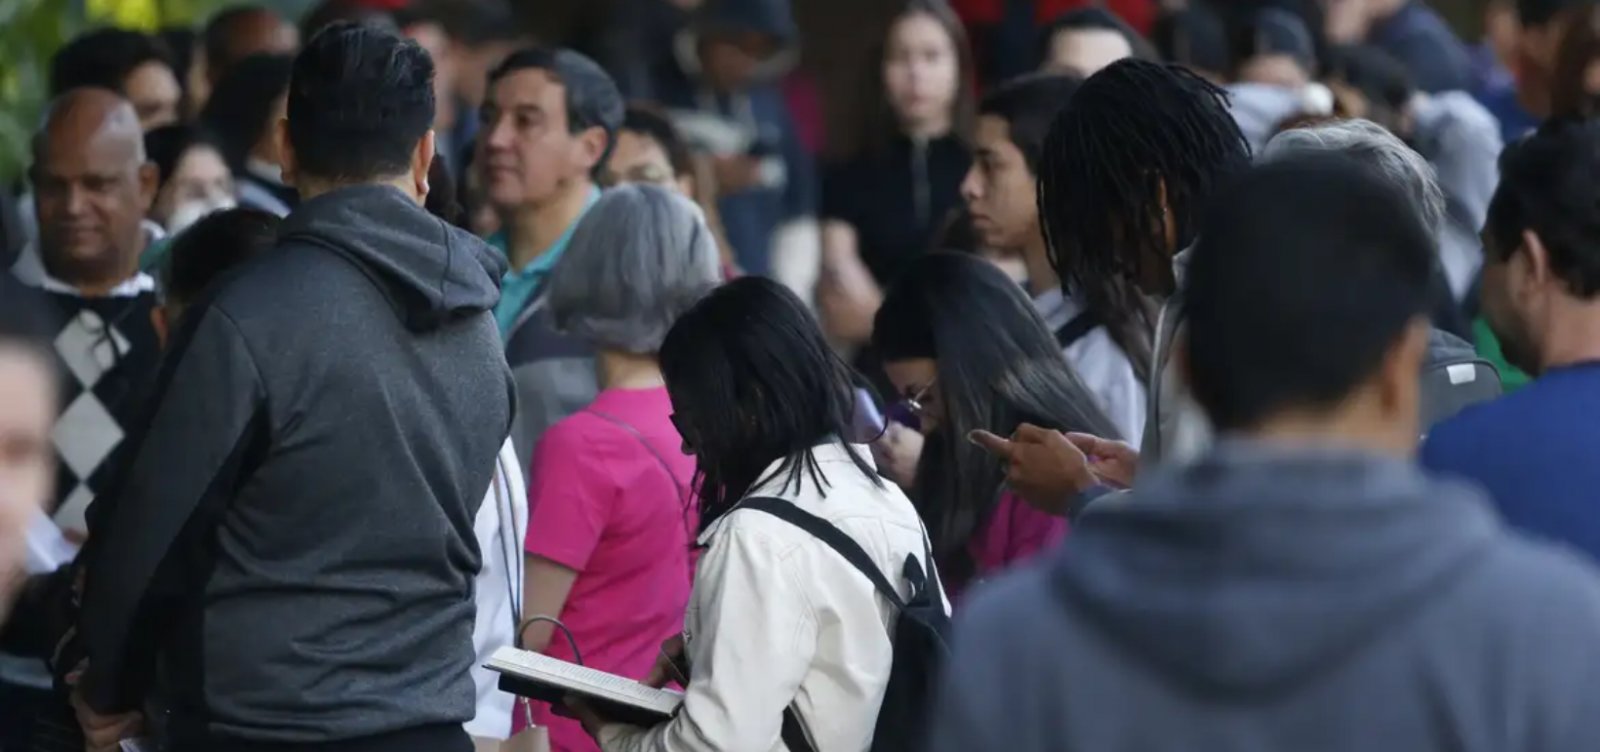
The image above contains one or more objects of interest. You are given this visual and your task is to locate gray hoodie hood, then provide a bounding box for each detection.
[279,184,506,332]
[1057,442,1497,696]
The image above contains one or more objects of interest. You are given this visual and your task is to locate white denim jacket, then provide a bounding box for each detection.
[600,441,939,752]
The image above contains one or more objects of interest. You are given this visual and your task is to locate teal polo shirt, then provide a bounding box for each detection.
[490,187,601,334]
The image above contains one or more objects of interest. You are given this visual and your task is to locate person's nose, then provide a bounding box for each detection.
[482,117,514,152]
[959,165,981,205]
[64,184,92,217]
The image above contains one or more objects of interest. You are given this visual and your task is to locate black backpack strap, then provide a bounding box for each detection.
[739,497,906,610]
[740,496,911,752]
[1054,310,1099,350]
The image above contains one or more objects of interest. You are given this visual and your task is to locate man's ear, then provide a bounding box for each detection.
[413,129,437,201]
[1521,228,1553,288]
[136,162,159,213]
[577,125,609,176]
[275,118,297,187]
[1377,317,1431,419]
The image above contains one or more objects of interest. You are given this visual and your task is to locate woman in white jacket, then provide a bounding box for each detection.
[572,277,936,751]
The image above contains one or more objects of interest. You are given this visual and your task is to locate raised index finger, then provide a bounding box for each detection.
[967,429,1015,460]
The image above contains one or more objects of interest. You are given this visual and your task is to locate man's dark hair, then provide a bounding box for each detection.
[1037,7,1158,67]
[977,73,1081,175]
[1324,44,1414,133]
[1039,58,1250,381]
[622,105,693,177]
[203,5,286,82]
[201,53,293,174]
[1520,0,1584,27]
[1486,117,1600,299]
[287,22,435,181]
[49,28,175,97]
[300,0,397,41]
[1185,155,1434,431]
[1229,7,1318,77]
[1151,7,1230,78]
[164,207,280,310]
[487,47,625,179]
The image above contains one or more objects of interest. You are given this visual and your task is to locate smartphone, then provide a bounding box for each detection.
[851,388,887,442]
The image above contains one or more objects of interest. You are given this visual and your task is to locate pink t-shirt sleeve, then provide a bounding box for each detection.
[524,422,614,572]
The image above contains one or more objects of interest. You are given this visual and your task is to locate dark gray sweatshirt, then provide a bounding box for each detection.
[78,185,514,745]
[932,442,1600,751]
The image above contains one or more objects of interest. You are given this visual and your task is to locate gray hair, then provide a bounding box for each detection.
[547,184,722,353]
[1261,119,1445,233]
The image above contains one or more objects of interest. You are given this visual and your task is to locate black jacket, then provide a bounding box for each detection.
[78,185,514,745]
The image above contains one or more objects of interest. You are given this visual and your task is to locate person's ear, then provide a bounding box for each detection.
[1156,176,1176,252]
[1520,228,1553,290]
[136,161,159,213]
[413,129,437,202]
[1375,317,1430,439]
[577,125,609,176]
[275,117,298,188]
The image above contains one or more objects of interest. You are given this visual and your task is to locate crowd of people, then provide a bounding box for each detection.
[5,0,1600,749]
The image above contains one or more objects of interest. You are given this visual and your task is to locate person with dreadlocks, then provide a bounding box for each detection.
[971,58,1250,517]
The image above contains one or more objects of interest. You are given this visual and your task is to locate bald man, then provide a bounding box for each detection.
[0,88,164,748]
[197,5,298,111]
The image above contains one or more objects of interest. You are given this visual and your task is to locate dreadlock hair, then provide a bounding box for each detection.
[1037,58,1250,383]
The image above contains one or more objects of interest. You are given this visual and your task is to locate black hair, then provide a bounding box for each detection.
[287,22,435,181]
[872,252,1117,581]
[203,5,288,82]
[487,47,625,179]
[1228,7,1318,77]
[659,277,881,532]
[1486,117,1600,298]
[1038,58,1251,383]
[201,53,293,175]
[1036,7,1158,69]
[425,159,467,229]
[163,207,280,312]
[1520,0,1584,27]
[1152,6,1230,78]
[300,0,397,41]
[977,72,1081,174]
[1323,44,1414,133]
[49,27,175,97]
[144,124,226,195]
[622,105,694,177]
[159,26,197,89]
[1185,154,1434,430]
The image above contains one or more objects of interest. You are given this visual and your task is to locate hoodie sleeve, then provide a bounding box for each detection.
[78,305,267,713]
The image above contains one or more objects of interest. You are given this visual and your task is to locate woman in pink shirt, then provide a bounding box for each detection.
[520,185,722,751]
[871,252,1121,599]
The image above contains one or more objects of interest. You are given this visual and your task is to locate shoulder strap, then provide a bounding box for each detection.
[739,497,906,610]
[585,409,688,510]
[1054,309,1099,350]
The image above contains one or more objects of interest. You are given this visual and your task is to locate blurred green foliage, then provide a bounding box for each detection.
[0,0,253,184]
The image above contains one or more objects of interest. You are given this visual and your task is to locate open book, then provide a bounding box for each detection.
[486,646,684,726]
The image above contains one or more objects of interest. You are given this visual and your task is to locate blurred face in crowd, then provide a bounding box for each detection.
[605,130,693,195]
[883,11,961,134]
[151,144,236,234]
[1041,28,1131,76]
[33,94,158,293]
[701,31,778,92]
[124,60,183,131]
[1516,13,1576,116]
[1479,228,1549,375]
[882,357,943,435]
[1237,54,1312,88]
[962,114,1038,253]
[0,344,56,550]
[480,68,602,212]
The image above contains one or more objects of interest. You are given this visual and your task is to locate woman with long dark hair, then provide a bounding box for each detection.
[817,0,976,347]
[581,277,937,752]
[873,252,1117,596]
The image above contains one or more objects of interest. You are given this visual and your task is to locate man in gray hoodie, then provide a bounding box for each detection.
[75,22,513,752]
[933,156,1600,751]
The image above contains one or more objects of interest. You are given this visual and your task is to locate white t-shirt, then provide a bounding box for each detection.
[466,439,528,740]
[1033,288,1148,446]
